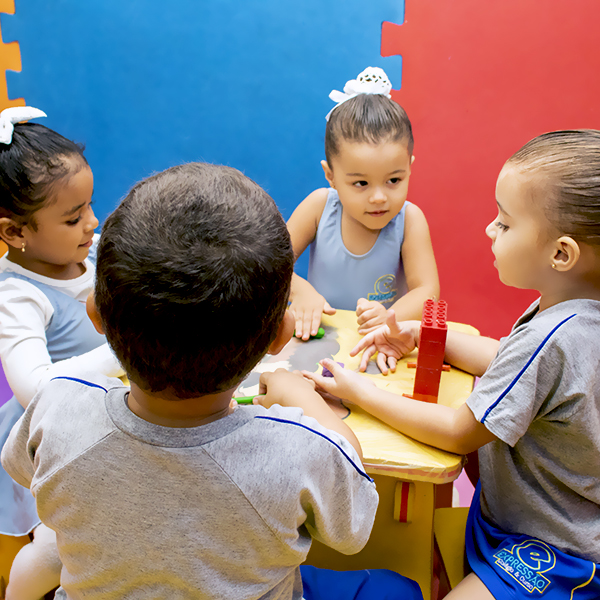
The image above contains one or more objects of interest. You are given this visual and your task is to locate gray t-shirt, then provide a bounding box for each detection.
[2,375,378,599]
[467,299,600,562]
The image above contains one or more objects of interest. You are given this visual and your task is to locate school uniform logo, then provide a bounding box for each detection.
[368,274,397,305]
[493,540,555,594]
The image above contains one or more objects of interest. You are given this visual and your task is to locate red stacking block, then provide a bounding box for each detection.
[404,299,448,403]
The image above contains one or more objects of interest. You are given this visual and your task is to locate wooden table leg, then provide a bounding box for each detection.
[304,473,436,600]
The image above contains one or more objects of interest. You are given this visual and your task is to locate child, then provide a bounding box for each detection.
[1,163,423,599]
[0,107,123,599]
[288,67,439,340]
[304,130,600,599]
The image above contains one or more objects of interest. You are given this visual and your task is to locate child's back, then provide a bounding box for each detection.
[7,377,374,599]
[2,163,378,599]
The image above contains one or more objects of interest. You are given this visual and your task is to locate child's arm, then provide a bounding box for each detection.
[305,359,497,455]
[352,311,500,376]
[0,283,123,408]
[255,368,363,460]
[287,189,336,341]
[356,203,440,335]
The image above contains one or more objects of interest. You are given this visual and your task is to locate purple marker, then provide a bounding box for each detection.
[322,362,344,377]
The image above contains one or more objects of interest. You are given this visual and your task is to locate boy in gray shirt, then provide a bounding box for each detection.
[1,164,421,599]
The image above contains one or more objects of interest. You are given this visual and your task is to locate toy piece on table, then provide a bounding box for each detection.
[321,362,344,377]
[404,299,448,403]
[235,395,259,404]
[294,327,325,339]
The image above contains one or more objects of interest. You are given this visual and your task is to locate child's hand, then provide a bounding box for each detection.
[356,298,389,335]
[289,287,336,341]
[256,368,318,408]
[303,359,376,406]
[350,311,420,374]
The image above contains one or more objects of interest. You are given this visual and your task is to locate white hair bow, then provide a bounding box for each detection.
[326,67,393,121]
[0,106,47,144]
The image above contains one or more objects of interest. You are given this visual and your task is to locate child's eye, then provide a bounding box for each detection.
[66,200,94,226]
[495,220,509,231]
[388,177,402,185]
[353,180,368,188]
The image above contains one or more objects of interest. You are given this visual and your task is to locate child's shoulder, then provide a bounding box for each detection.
[243,404,367,471]
[403,200,428,226]
[0,265,54,316]
[513,299,600,347]
[287,188,332,242]
[302,187,331,211]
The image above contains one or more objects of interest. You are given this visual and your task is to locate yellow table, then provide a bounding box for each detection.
[237,310,477,600]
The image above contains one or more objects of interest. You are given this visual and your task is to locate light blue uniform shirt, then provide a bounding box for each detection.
[0,240,104,535]
[307,188,408,310]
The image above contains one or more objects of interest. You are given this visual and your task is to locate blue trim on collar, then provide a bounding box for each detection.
[482,313,577,423]
[254,415,373,482]
[50,376,108,393]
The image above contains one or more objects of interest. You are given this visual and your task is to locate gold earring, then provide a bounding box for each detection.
[21,242,25,253]
[551,263,556,269]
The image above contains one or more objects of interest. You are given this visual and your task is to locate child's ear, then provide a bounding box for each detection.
[267,310,294,355]
[321,160,335,188]
[551,236,580,271]
[86,291,105,334]
[0,217,25,249]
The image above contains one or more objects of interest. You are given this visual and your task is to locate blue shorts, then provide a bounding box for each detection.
[466,482,600,599]
[300,565,423,600]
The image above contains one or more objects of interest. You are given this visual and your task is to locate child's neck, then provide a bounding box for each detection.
[6,248,86,280]
[340,213,381,255]
[127,381,235,428]
[539,274,600,312]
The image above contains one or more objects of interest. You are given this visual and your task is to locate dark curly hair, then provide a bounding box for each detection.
[95,162,294,399]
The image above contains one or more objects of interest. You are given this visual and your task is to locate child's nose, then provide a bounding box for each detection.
[370,188,386,203]
[485,221,496,239]
[85,208,99,232]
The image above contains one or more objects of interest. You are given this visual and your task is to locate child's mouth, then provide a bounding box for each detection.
[367,210,387,217]
[79,239,93,248]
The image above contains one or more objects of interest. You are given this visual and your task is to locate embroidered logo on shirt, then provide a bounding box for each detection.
[493,540,555,594]
[367,274,397,305]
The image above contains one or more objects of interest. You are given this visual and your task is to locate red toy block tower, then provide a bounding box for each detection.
[404,299,448,403]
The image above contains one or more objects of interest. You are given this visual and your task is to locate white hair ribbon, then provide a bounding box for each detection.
[325,67,393,121]
[0,106,47,145]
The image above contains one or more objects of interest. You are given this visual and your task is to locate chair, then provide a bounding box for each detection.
[433,507,469,591]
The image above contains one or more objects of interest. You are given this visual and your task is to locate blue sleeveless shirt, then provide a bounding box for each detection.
[0,244,104,535]
[307,189,408,311]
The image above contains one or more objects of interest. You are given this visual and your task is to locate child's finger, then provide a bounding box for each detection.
[294,314,304,339]
[310,312,321,338]
[356,307,378,325]
[377,351,390,375]
[323,301,336,315]
[358,346,376,372]
[301,313,313,341]
[358,322,381,336]
[258,371,271,395]
[386,310,401,335]
[302,369,333,392]
[350,332,375,357]
[388,356,397,373]
[355,298,369,317]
